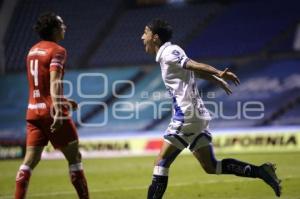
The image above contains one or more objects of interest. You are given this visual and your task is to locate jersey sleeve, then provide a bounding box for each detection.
[49,48,66,72]
[164,47,190,69]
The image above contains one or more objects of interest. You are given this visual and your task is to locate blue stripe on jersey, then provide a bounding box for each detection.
[172,96,184,122]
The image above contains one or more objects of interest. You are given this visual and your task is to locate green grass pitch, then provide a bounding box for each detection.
[0,152,299,199]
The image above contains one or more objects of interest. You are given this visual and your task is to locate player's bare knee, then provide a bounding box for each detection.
[23,156,41,169]
[23,147,43,169]
[154,156,163,166]
[66,155,78,165]
[154,157,173,168]
[22,158,33,168]
[67,151,81,164]
[66,152,81,165]
[76,151,82,162]
[61,140,81,164]
[32,158,41,168]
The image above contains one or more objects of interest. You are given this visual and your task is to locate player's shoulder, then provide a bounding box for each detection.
[156,42,186,63]
[52,42,66,53]
[161,43,184,60]
[49,43,66,59]
[163,43,185,57]
[166,43,183,51]
[39,41,66,52]
[27,41,66,59]
[31,41,65,53]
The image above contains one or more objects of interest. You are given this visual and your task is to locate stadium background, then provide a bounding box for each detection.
[0,0,299,198]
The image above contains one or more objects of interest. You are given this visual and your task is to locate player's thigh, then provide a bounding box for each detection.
[25,120,48,168]
[154,141,182,167]
[164,120,210,151]
[193,144,217,173]
[23,146,44,169]
[47,118,79,149]
[26,120,49,148]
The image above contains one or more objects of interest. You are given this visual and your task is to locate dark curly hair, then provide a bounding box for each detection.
[147,18,173,44]
[33,12,62,40]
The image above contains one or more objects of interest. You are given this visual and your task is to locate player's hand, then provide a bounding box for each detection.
[50,112,64,133]
[219,68,240,86]
[63,99,78,111]
[218,78,232,95]
[68,99,78,111]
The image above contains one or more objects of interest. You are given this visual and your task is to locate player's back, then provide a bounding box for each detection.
[26,40,66,120]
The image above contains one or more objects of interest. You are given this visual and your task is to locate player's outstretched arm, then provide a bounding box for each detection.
[185,59,223,76]
[195,71,232,95]
[185,59,240,86]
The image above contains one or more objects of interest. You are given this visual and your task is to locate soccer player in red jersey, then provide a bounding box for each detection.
[14,12,89,199]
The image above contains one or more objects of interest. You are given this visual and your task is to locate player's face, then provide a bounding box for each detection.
[55,16,66,41]
[141,26,156,55]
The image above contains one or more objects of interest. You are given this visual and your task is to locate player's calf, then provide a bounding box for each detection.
[216,158,260,178]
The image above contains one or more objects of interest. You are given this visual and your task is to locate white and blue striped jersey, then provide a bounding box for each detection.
[156,42,211,123]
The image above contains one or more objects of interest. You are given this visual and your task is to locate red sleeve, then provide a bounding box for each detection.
[49,47,67,72]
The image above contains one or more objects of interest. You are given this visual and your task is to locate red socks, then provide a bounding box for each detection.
[15,165,31,199]
[69,163,89,199]
[15,163,89,199]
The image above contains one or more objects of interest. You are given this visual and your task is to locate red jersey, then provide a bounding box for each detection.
[26,41,66,120]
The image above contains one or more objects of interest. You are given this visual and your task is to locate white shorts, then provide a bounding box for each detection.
[164,119,211,152]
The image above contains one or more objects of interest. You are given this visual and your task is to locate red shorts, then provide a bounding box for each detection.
[26,118,78,149]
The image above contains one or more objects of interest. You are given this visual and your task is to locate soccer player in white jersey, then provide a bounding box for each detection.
[141,18,281,198]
